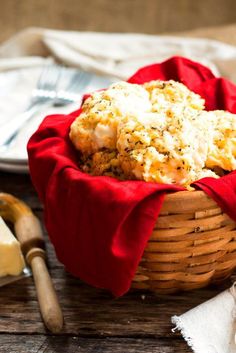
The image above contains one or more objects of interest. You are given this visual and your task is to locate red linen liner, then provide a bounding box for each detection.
[28,56,236,296]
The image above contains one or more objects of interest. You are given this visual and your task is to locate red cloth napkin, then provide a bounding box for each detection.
[27,56,236,296]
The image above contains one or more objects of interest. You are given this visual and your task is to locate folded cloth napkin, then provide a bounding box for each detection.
[3,27,236,165]
[27,56,236,296]
[4,27,236,78]
[172,283,236,353]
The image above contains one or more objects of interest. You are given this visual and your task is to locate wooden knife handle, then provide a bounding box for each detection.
[26,248,63,333]
[0,192,63,333]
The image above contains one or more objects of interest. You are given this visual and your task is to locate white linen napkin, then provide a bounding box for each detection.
[172,284,236,353]
[4,27,236,78]
[1,27,236,167]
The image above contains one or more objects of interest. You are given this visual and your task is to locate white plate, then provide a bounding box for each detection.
[0,66,114,172]
[0,161,29,173]
[0,156,27,164]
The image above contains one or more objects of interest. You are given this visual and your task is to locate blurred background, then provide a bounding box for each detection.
[1,0,236,44]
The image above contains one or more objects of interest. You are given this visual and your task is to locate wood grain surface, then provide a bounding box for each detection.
[0,172,234,352]
[0,336,191,353]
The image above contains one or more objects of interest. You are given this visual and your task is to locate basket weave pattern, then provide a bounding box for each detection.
[132,190,236,293]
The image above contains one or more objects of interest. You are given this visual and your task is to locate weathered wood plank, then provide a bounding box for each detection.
[0,172,233,353]
[0,171,232,338]
[0,335,191,353]
[0,263,230,336]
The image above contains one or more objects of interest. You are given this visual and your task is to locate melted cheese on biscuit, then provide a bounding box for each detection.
[205,110,236,171]
[117,110,213,186]
[69,82,151,155]
[70,80,236,188]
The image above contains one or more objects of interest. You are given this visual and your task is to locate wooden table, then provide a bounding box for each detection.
[0,172,234,353]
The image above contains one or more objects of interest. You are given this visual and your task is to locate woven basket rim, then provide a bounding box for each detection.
[164,189,207,199]
[162,190,216,213]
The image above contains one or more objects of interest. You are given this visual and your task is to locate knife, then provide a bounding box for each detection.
[0,267,31,287]
[0,192,63,333]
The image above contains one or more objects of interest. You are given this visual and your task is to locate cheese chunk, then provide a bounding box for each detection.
[0,217,25,277]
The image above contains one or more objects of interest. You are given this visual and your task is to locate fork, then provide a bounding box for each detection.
[53,69,91,106]
[0,64,62,147]
[1,68,91,148]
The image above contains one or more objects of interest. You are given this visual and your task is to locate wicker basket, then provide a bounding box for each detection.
[132,190,236,294]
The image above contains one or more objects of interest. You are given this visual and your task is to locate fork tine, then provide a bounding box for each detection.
[0,63,65,147]
[36,65,51,89]
[31,64,63,104]
[65,71,83,91]
[39,64,62,91]
[66,71,91,93]
[53,70,90,106]
[76,71,91,93]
